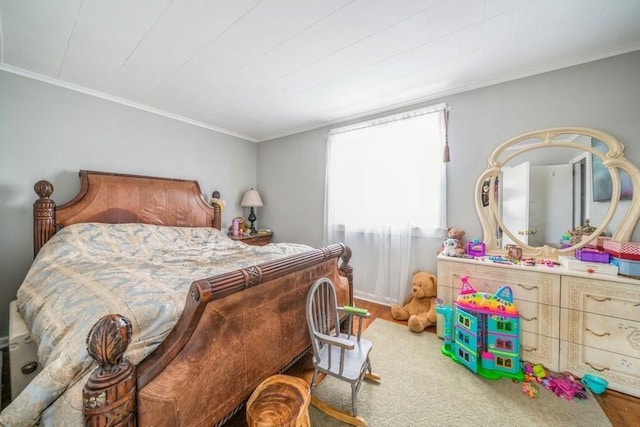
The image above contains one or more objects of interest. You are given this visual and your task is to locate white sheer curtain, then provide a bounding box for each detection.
[324,104,447,305]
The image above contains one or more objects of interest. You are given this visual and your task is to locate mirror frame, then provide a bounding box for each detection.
[475,127,640,259]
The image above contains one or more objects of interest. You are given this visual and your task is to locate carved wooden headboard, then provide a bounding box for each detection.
[33,170,221,256]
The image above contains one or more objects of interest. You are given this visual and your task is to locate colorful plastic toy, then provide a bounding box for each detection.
[522,382,539,398]
[436,276,523,381]
[522,363,536,382]
[545,374,588,401]
[532,364,546,379]
[581,374,608,395]
[466,239,486,257]
[487,255,512,264]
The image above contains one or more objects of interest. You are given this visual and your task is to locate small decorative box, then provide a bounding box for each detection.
[611,256,640,278]
[575,248,610,263]
[581,234,612,249]
[603,240,640,261]
[558,256,619,275]
[466,240,486,257]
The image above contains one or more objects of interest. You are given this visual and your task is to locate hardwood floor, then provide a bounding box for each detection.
[3,300,639,426]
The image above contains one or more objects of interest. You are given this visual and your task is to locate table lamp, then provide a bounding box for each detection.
[240,189,263,234]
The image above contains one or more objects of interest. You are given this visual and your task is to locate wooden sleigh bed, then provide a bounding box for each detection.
[4,170,353,427]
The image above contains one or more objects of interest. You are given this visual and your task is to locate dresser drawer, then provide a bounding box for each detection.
[559,340,640,398]
[560,309,640,358]
[438,259,560,306]
[560,276,640,321]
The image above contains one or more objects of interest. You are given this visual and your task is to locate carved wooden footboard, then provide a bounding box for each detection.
[82,244,353,426]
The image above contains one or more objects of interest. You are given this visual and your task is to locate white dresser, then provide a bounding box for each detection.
[437,255,640,398]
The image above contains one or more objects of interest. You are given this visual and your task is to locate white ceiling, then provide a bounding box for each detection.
[1,0,639,142]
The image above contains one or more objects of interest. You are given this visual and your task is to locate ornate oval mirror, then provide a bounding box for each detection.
[475,127,640,258]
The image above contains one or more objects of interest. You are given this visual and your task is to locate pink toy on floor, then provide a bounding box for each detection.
[544,374,588,401]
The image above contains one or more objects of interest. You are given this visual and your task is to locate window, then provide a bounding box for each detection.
[325,104,446,233]
[324,104,448,305]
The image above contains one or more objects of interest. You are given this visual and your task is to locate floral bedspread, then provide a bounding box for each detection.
[0,223,312,426]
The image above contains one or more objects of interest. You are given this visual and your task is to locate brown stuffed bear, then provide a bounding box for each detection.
[390,271,438,332]
[437,227,466,255]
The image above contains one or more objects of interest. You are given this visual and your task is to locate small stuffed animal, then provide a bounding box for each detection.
[437,227,466,255]
[228,217,251,235]
[442,238,458,256]
[390,271,438,333]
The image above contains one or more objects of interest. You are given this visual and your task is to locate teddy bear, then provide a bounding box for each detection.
[228,217,251,236]
[442,238,458,256]
[390,271,438,332]
[437,227,466,255]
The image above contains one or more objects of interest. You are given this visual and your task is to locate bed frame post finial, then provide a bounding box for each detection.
[33,180,56,258]
[84,314,137,427]
[211,190,222,230]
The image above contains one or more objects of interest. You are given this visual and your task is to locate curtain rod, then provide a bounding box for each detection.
[327,102,447,137]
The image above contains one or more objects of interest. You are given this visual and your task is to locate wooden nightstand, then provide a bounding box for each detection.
[229,232,273,246]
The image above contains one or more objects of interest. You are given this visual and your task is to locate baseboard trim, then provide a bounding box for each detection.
[0,336,8,351]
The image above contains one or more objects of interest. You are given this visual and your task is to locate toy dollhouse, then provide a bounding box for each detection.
[436,276,523,381]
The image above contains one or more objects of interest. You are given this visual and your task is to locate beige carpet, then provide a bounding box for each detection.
[309,319,612,427]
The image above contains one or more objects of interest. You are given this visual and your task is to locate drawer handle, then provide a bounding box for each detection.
[519,314,538,322]
[22,362,38,375]
[521,345,537,352]
[586,295,611,303]
[517,284,538,291]
[585,362,610,372]
[585,327,611,338]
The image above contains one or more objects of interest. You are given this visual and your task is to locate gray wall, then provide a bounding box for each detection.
[0,70,258,337]
[258,50,640,268]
